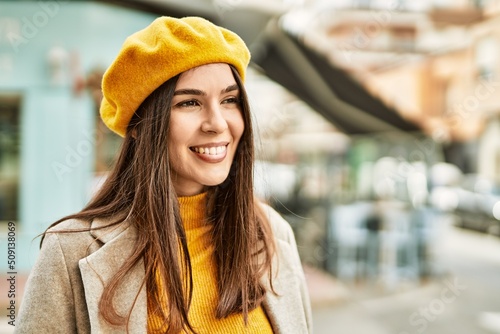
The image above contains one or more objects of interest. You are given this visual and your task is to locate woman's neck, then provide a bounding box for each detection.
[178,192,207,230]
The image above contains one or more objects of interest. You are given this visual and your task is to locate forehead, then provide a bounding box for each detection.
[176,63,236,88]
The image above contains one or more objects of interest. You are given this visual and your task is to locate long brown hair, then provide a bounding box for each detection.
[43,65,275,333]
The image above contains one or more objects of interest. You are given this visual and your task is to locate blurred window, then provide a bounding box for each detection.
[355,0,372,8]
[0,95,20,222]
[475,36,499,80]
[86,68,122,174]
[472,0,487,8]
[390,26,417,51]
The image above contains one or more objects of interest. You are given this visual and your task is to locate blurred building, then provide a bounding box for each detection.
[269,0,500,283]
[0,1,156,270]
[293,0,500,181]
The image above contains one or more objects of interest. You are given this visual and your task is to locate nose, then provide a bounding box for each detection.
[201,103,228,134]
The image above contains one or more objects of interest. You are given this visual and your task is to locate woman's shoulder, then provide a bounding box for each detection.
[43,216,133,254]
[41,219,96,256]
[258,201,295,244]
[46,216,128,236]
[47,218,92,233]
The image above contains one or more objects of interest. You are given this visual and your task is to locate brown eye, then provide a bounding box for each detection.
[222,97,239,104]
[176,100,199,108]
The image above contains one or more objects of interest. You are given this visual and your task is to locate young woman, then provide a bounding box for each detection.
[16,16,312,333]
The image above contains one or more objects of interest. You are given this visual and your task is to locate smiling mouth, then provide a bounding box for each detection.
[190,144,228,156]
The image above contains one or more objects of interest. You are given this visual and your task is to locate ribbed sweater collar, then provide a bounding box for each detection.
[178,192,207,230]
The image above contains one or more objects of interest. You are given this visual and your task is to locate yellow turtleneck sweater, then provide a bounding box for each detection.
[148,193,274,333]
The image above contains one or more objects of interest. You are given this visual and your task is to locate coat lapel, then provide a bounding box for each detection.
[78,217,147,333]
[262,239,309,334]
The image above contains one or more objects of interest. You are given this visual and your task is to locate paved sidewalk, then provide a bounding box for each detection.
[303,264,350,308]
[304,264,394,334]
[308,224,500,334]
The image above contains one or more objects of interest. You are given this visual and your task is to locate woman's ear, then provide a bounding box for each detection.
[131,128,137,139]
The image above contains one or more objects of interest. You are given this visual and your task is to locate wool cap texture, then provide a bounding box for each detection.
[100,16,251,137]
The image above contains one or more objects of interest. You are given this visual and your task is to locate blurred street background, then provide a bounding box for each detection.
[1,0,500,333]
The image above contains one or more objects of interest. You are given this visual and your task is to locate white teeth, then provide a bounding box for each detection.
[192,145,227,155]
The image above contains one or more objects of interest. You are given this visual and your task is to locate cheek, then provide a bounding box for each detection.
[167,125,187,164]
[167,131,178,154]
[168,116,191,147]
[230,113,245,142]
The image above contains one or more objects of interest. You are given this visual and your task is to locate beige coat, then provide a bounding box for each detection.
[16,204,312,333]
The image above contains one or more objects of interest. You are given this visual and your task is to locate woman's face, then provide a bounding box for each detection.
[168,63,245,196]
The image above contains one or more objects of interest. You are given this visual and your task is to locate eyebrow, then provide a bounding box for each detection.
[222,84,239,94]
[173,84,239,96]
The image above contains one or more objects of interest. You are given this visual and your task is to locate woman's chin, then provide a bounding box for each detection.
[202,175,231,187]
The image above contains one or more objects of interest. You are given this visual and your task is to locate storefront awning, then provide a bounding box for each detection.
[252,19,420,134]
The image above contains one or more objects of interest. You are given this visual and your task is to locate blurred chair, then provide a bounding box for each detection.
[378,202,420,289]
[327,201,376,281]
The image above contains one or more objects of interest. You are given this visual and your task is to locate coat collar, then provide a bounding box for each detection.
[89,215,133,244]
[79,217,146,333]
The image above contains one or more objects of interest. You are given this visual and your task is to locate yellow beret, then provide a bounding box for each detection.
[100,16,251,137]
